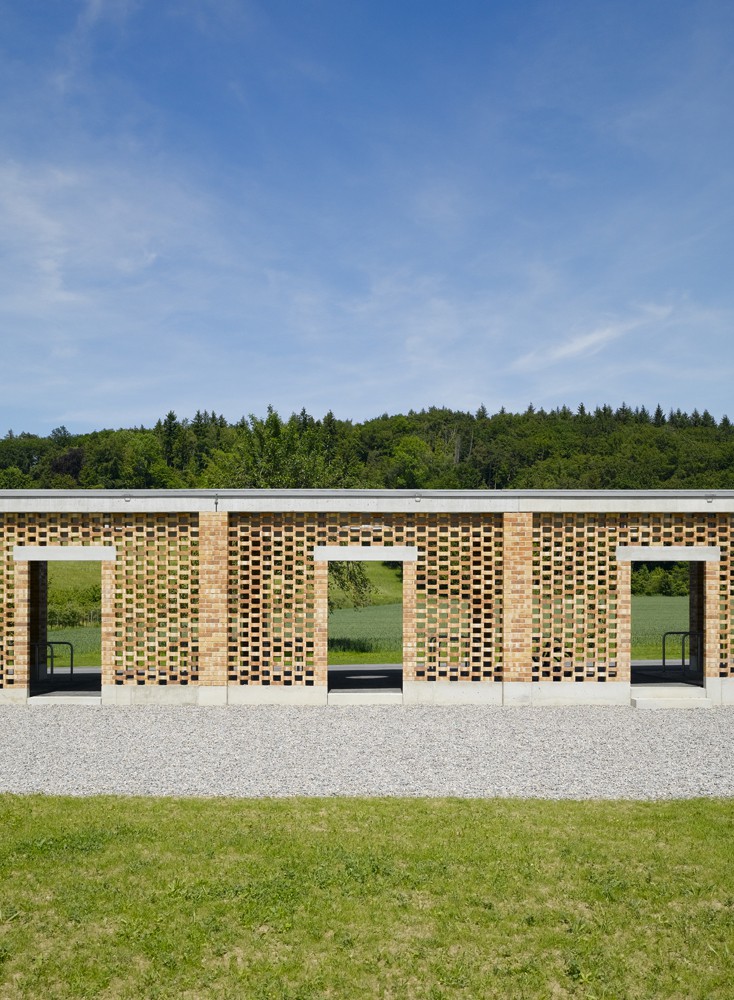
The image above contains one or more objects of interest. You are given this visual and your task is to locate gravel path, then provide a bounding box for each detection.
[1,705,733,800]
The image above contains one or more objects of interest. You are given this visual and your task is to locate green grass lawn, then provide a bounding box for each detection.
[329,562,404,662]
[45,591,689,668]
[47,561,100,591]
[359,561,403,604]
[0,795,732,999]
[329,596,690,665]
[43,563,691,670]
[47,626,101,667]
[632,595,689,660]
[45,563,101,666]
[328,603,402,663]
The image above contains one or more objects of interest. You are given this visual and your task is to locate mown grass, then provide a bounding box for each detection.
[329,562,403,662]
[47,626,101,668]
[47,562,100,591]
[44,563,690,668]
[358,561,403,604]
[328,603,402,664]
[0,795,732,999]
[329,597,689,664]
[632,595,689,660]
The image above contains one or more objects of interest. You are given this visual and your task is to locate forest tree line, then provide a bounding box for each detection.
[1,402,733,492]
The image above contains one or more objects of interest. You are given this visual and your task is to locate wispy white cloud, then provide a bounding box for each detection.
[52,0,136,95]
[1,0,733,433]
[510,305,673,373]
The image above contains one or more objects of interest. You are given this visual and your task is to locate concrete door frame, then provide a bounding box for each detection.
[312,545,418,693]
[616,545,721,694]
[9,545,116,700]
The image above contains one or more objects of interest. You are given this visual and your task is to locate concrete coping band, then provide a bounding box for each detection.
[12,545,118,562]
[615,545,720,562]
[1,488,734,515]
[313,545,418,562]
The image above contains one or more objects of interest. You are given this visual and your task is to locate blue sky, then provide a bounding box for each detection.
[1,0,733,434]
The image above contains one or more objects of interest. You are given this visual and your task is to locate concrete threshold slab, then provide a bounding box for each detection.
[631,683,711,709]
[327,689,403,706]
[632,683,707,697]
[631,697,713,709]
[29,692,102,705]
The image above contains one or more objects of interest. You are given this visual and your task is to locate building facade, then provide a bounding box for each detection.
[0,489,732,706]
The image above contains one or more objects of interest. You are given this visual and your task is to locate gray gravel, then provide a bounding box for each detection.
[1,705,733,800]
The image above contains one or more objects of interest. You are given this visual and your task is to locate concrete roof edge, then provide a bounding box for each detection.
[0,488,733,514]
[0,488,732,498]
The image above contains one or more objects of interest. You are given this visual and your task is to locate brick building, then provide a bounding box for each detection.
[0,489,732,706]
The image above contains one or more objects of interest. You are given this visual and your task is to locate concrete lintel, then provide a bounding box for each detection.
[13,545,117,562]
[403,680,503,705]
[503,680,631,707]
[616,545,720,563]
[313,545,418,562]
[227,684,328,706]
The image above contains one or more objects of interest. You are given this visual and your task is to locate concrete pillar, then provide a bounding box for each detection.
[502,512,534,682]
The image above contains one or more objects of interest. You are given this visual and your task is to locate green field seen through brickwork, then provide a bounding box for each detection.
[45,561,692,666]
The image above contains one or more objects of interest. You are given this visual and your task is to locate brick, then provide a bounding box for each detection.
[1,504,732,696]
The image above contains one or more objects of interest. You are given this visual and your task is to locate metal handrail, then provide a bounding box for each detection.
[30,641,75,678]
[662,631,703,679]
[49,642,74,675]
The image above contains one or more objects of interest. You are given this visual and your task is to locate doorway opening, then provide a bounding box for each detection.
[327,560,403,696]
[30,560,102,697]
[630,561,704,687]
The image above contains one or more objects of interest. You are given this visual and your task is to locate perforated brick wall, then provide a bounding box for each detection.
[227,513,319,687]
[503,513,534,681]
[227,511,505,686]
[0,512,200,690]
[415,512,504,682]
[532,512,734,681]
[3,504,733,694]
[108,513,199,687]
[0,557,25,689]
[532,513,621,682]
